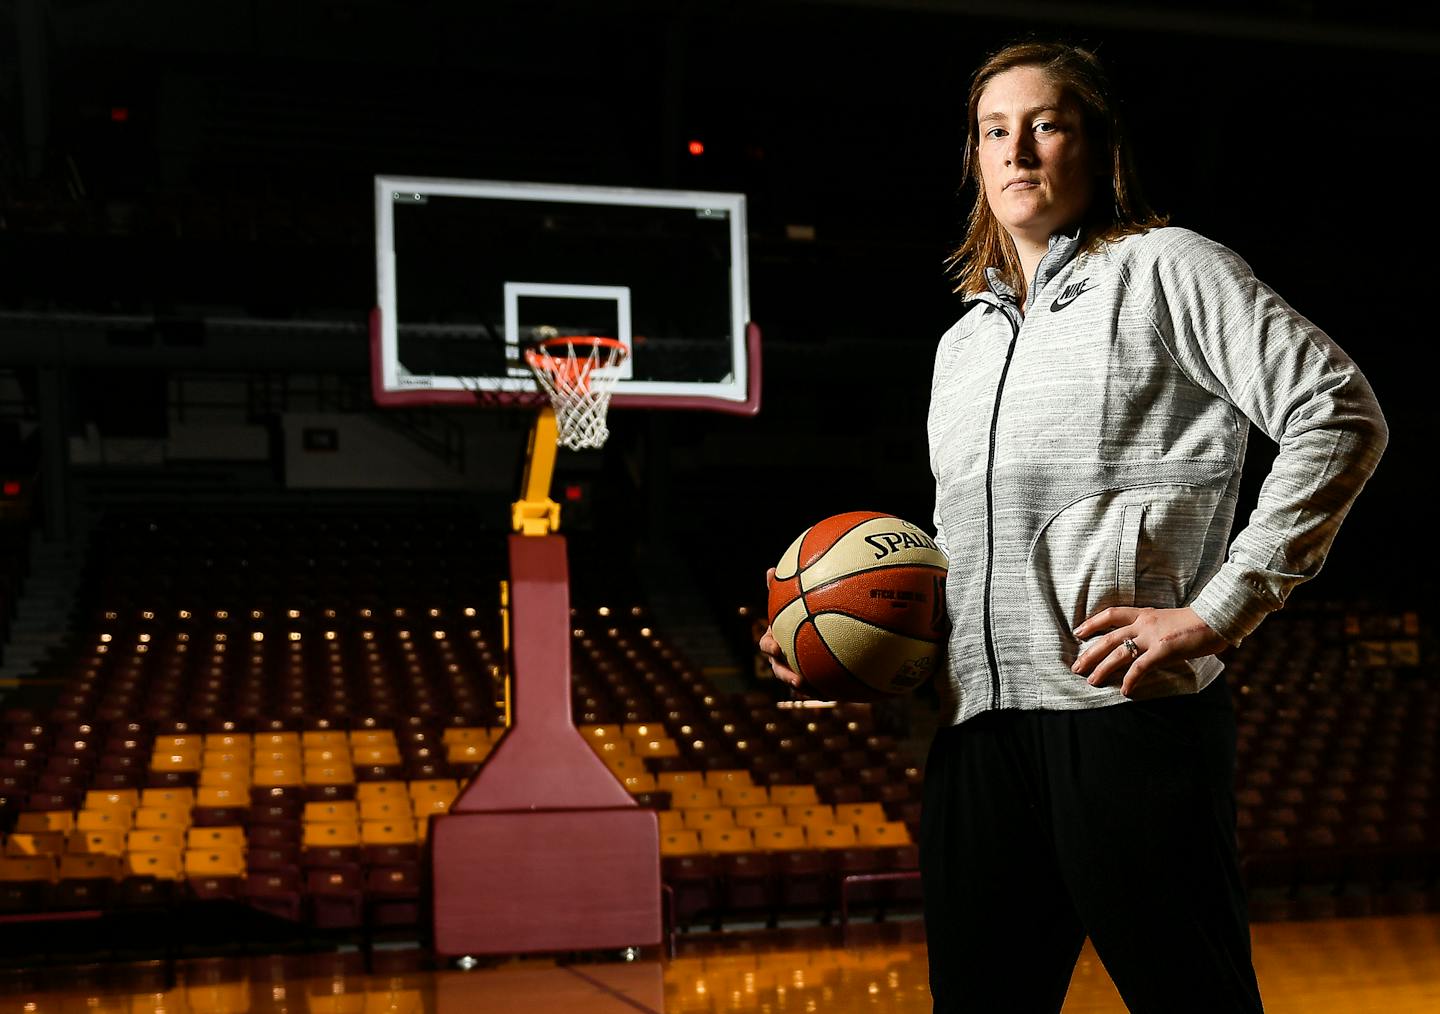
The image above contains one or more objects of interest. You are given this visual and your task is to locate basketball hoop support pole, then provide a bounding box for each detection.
[429,404,661,957]
[511,406,562,536]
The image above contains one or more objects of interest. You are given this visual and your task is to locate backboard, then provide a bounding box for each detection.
[372,175,758,414]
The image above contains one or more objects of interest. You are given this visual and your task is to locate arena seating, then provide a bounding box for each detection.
[1226,602,1438,919]
[1,511,1437,963]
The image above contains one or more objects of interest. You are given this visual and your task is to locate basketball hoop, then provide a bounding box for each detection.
[524,336,628,450]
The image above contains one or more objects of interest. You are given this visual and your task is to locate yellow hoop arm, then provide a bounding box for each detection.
[511,406,562,536]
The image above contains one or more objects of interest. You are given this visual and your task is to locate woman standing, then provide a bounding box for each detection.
[763,40,1387,1013]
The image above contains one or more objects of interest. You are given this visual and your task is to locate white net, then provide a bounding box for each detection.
[524,337,627,450]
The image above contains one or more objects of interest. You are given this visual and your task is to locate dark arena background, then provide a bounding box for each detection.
[1,2,1437,1011]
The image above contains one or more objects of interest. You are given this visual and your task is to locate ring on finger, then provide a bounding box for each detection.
[1122,638,1140,660]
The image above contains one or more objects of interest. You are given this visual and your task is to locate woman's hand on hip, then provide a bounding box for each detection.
[1071,606,1230,697]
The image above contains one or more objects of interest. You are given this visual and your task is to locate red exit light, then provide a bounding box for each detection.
[687,140,705,156]
[2,481,21,497]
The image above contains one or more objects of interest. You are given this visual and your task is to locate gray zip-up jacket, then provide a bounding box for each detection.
[928,226,1387,726]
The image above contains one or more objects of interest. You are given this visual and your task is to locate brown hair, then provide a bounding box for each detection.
[946,41,1168,303]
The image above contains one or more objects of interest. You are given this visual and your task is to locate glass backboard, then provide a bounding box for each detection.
[372,175,758,413]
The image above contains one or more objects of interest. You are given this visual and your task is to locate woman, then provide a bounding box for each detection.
[762,41,1387,1013]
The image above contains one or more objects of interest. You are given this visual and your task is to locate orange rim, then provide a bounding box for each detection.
[526,336,628,391]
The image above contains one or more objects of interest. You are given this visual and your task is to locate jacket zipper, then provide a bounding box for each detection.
[983,305,1021,710]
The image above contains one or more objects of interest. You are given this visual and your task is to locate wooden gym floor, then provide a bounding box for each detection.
[2,913,1439,1012]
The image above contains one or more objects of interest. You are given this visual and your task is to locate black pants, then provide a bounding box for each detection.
[919,678,1263,1013]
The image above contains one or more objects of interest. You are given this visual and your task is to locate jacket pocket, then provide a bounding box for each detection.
[1025,483,1225,671]
[1116,504,1145,607]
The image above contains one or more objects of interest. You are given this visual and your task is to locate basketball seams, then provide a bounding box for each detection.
[803,607,946,645]
[794,616,890,704]
[798,559,948,596]
[797,511,892,570]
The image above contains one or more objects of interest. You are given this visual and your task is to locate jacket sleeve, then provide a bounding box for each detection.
[1135,229,1388,646]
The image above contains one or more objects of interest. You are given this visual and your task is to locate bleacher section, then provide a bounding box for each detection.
[1,511,1437,962]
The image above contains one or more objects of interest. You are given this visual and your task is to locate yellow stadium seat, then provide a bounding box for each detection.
[14,811,75,834]
[703,769,753,789]
[199,767,251,789]
[84,789,140,813]
[302,822,360,848]
[150,750,201,772]
[348,730,398,749]
[128,828,185,853]
[658,810,686,833]
[622,722,666,741]
[578,723,623,744]
[412,795,452,818]
[591,738,631,759]
[660,830,703,856]
[720,785,769,807]
[806,824,859,849]
[770,785,820,806]
[682,807,735,832]
[196,785,247,809]
[856,821,913,847]
[134,806,190,830]
[360,797,412,822]
[304,765,356,786]
[835,803,888,827]
[351,745,402,766]
[76,808,133,833]
[634,739,679,759]
[185,982,249,1013]
[656,771,706,792]
[785,804,835,828]
[140,788,195,810]
[203,733,252,751]
[304,801,359,824]
[67,829,126,857]
[700,827,755,854]
[252,765,303,788]
[413,818,430,843]
[360,821,418,846]
[5,832,64,857]
[184,848,245,878]
[440,727,490,746]
[602,755,644,777]
[58,853,123,880]
[669,787,722,809]
[621,772,658,794]
[734,805,786,830]
[253,748,302,766]
[254,732,300,750]
[301,730,348,750]
[753,826,809,851]
[154,734,203,752]
[0,855,57,881]
[408,779,459,804]
[356,780,409,803]
[125,849,183,880]
[445,742,491,765]
[303,747,347,766]
[201,750,250,770]
[186,826,246,851]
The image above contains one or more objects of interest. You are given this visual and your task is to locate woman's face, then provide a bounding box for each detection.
[976,65,1096,251]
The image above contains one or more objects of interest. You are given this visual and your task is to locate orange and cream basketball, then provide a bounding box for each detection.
[767,511,949,702]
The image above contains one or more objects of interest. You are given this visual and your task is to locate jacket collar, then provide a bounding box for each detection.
[983,226,1085,313]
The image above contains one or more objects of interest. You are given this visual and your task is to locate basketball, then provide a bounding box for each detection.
[767,511,950,702]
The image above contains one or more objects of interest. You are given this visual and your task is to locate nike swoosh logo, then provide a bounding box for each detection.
[1050,279,1093,313]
